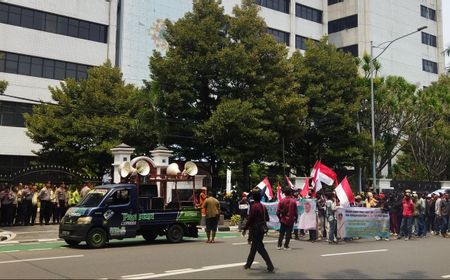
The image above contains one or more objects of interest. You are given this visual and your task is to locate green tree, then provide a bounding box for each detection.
[0,80,7,94]
[400,75,450,181]
[150,0,306,190]
[25,61,158,177]
[290,38,368,176]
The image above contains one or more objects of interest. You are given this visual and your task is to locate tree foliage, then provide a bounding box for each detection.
[25,62,159,177]
[0,80,7,94]
[289,38,369,176]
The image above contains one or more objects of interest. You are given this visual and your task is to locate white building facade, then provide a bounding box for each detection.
[0,0,118,175]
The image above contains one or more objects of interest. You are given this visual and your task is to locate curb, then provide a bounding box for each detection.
[0,238,62,245]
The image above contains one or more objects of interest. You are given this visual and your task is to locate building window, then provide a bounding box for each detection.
[420,5,436,21]
[0,101,33,128]
[328,0,344,5]
[256,0,290,14]
[0,51,91,80]
[421,32,437,47]
[267,28,290,46]
[0,2,108,43]
[338,44,358,57]
[296,4,322,23]
[295,35,318,50]
[328,14,358,34]
[422,59,438,74]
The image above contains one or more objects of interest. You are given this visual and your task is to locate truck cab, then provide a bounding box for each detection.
[59,184,201,248]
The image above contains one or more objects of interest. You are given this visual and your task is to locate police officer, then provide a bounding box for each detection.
[0,186,15,226]
[38,182,52,225]
[22,184,33,226]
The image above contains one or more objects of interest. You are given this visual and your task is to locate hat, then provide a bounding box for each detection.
[355,195,362,200]
[405,189,411,193]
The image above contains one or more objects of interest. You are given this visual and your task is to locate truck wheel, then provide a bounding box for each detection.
[86,228,107,248]
[166,224,184,243]
[142,230,158,242]
[64,239,80,247]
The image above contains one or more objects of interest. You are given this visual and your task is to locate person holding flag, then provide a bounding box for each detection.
[256,177,273,201]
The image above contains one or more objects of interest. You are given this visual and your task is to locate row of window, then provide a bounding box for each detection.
[295,35,318,50]
[422,59,438,74]
[420,5,436,21]
[337,44,358,57]
[267,28,290,46]
[0,2,108,43]
[328,0,344,5]
[328,14,358,34]
[256,0,289,14]
[0,101,33,128]
[0,51,92,81]
[296,4,322,23]
[421,32,437,47]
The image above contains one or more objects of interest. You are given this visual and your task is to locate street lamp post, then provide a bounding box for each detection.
[370,26,427,193]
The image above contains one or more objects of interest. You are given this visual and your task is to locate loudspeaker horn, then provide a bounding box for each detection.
[119,161,134,178]
[166,163,181,177]
[182,161,198,176]
[135,160,150,176]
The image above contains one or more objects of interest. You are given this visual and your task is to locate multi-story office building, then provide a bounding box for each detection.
[0,0,445,175]
[0,0,118,175]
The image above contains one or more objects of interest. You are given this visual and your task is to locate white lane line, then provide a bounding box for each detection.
[0,241,19,245]
[29,248,52,251]
[38,239,60,242]
[164,268,193,273]
[441,275,450,278]
[15,230,57,235]
[121,273,155,278]
[321,249,388,257]
[121,262,257,279]
[232,240,277,245]
[0,254,84,264]
[2,250,19,253]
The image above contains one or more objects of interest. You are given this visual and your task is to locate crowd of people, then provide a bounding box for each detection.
[0,181,94,227]
[237,187,450,244]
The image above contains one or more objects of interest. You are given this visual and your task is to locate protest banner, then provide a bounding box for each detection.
[262,199,317,230]
[336,207,389,239]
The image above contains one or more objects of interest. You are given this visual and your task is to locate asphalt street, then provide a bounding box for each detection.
[0,227,449,279]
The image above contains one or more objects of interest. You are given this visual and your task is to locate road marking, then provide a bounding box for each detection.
[29,248,51,251]
[321,249,388,257]
[232,240,278,245]
[441,275,450,278]
[15,230,57,235]
[121,262,258,279]
[165,268,193,273]
[2,250,19,253]
[0,254,84,264]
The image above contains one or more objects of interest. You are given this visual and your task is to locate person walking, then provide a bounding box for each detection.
[202,191,220,243]
[242,190,274,272]
[276,188,298,250]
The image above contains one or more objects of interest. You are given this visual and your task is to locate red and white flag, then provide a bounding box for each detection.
[335,176,355,205]
[312,161,338,193]
[285,176,298,190]
[256,177,273,200]
[277,182,285,201]
[300,177,310,198]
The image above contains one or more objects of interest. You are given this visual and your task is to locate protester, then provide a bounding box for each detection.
[325,192,338,244]
[365,192,378,208]
[197,187,207,217]
[238,192,249,232]
[276,188,298,250]
[242,190,274,272]
[202,191,220,243]
[399,190,414,240]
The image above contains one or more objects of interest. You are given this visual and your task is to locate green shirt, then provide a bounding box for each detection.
[202,197,220,219]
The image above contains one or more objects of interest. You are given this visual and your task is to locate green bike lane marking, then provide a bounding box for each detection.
[0,232,241,253]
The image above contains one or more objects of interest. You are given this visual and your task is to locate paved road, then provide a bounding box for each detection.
[0,229,449,279]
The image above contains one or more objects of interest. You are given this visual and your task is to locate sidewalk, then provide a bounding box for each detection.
[0,224,239,244]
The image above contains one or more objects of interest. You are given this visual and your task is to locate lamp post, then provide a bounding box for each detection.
[370,26,427,193]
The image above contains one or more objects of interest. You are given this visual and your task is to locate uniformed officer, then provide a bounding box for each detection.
[38,182,52,225]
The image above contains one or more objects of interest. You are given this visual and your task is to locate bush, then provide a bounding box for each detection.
[230,214,240,226]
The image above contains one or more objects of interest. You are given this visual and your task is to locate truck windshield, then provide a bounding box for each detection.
[78,189,109,207]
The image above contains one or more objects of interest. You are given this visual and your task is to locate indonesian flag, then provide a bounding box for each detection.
[285,176,298,190]
[277,182,285,201]
[310,160,319,177]
[256,177,273,200]
[335,176,355,205]
[312,161,338,193]
[300,177,310,198]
